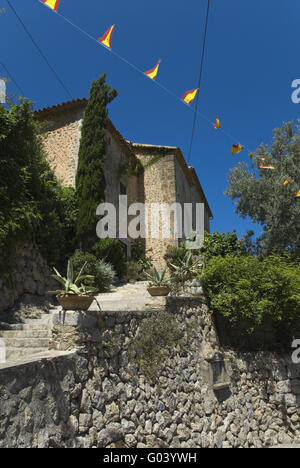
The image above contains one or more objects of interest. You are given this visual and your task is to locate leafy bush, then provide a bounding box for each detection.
[96,259,116,292]
[92,238,126,279]
[164,244,188,268]
[201,231,246,263]
[126,261,140,282]
[71,249,115,292]
[202,255,300,334]
[131,240,145,262]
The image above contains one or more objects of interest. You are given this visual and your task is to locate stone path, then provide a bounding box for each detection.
[91,281,167,312]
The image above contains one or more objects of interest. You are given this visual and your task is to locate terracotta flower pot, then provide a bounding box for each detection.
[57,295,94,311]
[147,286,170,297]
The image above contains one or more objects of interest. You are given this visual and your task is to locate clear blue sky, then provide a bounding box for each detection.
[1,0,299,237]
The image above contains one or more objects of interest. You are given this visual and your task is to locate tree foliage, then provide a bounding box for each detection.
[201,231,246,262]
[75,74,117,247]
[202,255,300,334]
[0,100,77,274]
[226,121,300,257]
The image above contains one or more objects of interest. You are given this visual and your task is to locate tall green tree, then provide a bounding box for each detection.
[225,121,300,257]
[75,74,117,247]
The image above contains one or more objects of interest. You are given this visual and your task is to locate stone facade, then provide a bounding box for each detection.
[35,99,212,268]
[0,296,299,448]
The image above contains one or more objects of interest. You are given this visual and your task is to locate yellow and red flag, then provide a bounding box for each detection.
[42,0,60,11]
[99,25,115,49]
[231,144,243,155]
[259,165,275,170]
[182,89,199,105]
[144,59,161,81]
[213,117,221,129]
[283,179,291,186]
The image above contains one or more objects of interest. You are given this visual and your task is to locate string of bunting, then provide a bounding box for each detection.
[39,0,300,197]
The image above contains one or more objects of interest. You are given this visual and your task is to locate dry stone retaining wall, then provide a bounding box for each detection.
[0,297,299,448]
[0,244,54,313]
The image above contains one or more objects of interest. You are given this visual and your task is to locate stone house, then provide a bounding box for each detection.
[34,98,213,269]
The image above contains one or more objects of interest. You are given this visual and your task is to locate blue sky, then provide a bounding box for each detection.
[1,0,299,237]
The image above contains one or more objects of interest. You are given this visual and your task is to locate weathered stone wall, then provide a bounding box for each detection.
[0,245,54,313]
[40,107,84,187]
[133,152,178,271]
[0,297,299,448]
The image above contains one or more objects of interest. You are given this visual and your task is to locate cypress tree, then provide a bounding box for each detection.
[75,74,117,247]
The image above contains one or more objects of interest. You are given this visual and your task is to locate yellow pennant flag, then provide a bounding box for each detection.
[296,190,300,197]
[182,89,199,105]
[283,179,291,186]
[99,25,115,49]
[144,59,161,81]
[259,165,275,170]
[213,117,221,129]
[231,144,243,155]
[42,0,60,12]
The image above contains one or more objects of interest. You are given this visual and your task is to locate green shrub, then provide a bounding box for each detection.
[92,238,126,279]
[202,255,300,334]
[0,100,77,275]
[164,244,188,268]
[201,231,246,263]
[71,249,115,292]
[96,259,116,292]
[131,240,145,262]
[126,261,140,282]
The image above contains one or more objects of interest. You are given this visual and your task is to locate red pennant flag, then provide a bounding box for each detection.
[144,59,161,81]
[99,25,115,49]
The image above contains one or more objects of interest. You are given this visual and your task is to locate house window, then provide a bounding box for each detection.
[120,182,127,195]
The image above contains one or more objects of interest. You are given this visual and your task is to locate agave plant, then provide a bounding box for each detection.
[48,259,97,296]
[169,251,202,280]
[146,268,170,287]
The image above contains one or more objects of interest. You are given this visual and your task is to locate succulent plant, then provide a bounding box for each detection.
[146,267,170,287]
[48,259,97,296]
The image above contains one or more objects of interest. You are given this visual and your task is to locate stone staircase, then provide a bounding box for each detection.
[0,315,52,362]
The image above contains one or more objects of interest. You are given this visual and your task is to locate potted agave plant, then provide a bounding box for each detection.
[48,259,97,310]
[146,268,170,297]
[170,251,202,282]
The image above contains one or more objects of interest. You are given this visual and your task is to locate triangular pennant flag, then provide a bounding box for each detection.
[213,117,221,129]
[283,179,291,186]
[42,0,60,12]
[231,144,243,155]
[182,89,199,105]
[296,190,300,197]
[144,59,161,81]
[99,25,115,49]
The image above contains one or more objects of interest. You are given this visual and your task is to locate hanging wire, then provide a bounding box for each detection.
[6,0,73,99]
[187,0,210,165]
[0,60,24,96]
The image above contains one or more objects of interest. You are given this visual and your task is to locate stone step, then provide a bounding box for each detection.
[0,330,50,339]
[0,323,30,331]
[23,317,51,325]
[5,347,50,361]
[1,337,49,348]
